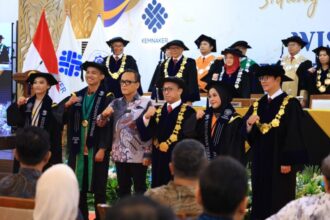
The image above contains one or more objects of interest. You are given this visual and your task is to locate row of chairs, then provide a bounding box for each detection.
[0,196,34,220]
[0,197,196,220]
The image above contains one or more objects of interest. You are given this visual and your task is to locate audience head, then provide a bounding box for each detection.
[120,69,141,97]
[197,156,248,219]
[321,154,330,193]
[170,139,207,179]
[106,195,175,220]
[15,126,51,169]
[33,164,79,220]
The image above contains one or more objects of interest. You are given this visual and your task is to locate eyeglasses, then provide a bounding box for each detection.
[161,87,176,92]
[258,76,270,82]
[120,80,137,86]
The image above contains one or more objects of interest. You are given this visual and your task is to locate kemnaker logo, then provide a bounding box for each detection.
[142,0,168,33]
[58,50,82,77]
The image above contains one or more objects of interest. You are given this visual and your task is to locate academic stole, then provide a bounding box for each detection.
[71,87,107,190]
[203,108,233,159]
[24,95,52,129]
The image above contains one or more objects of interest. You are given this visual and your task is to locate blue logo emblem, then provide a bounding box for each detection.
[94,55,105,64]
[142,0,168,33]
[59,50,82,77]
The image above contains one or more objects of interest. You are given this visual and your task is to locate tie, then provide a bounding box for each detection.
[268,97,272,104]
[167,104,172,113]
[290,56,294,62]
[173,59,178,66]
[115,56,119,61]
[202,57,205,63]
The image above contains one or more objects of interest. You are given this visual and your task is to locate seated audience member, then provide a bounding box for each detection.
[196,156,248,220]
[105,195,175,220]
[145,139,208,216]
[267,154,330,220]
[0,126,51,198]
[33,164,80,220]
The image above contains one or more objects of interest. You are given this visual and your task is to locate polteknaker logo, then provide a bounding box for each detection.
[142,0,168,33]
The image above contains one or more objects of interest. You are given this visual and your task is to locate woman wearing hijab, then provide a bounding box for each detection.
[196,81,245,163]
[33,164,80,220]
[7,71,64,169]
[207,48,251,98]
[307,46,330,95]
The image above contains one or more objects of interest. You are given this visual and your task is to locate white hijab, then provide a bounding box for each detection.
[33,164,79,220]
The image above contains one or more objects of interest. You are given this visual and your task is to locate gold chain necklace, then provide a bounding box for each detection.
[153,104,187,152]
[252,95,292,134]
[316,69,330,93]
[164,57,188,78]
[106,55,127,79]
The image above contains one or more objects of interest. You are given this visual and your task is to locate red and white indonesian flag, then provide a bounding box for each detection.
[22,10,58,86]
[52,16,85,103]
[82,15,111,63]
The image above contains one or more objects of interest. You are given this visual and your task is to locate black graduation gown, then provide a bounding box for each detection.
[307,67,330,95]
[201,59,224,86]
[65,84,114,194]
[205,61,251,98]
[6,95,64,166]
[244,93,308,219]
[136,103,197,187]
[150,56,200,102]
[247,63,263,94]
[276,59,313,95]
[102,55,143,98]
[148,60,164,100]
[197,108,245,164]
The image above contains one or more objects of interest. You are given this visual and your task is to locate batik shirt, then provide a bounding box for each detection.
[0,168,41,198]
[145,181,203,216]
[267,193,330,220]
[110,94,152,163]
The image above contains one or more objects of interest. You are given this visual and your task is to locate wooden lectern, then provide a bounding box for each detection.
[12,71,32,97]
